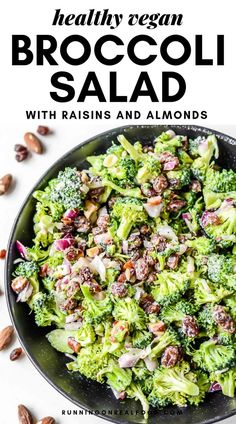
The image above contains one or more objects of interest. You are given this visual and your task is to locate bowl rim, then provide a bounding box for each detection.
[5,124,236,424]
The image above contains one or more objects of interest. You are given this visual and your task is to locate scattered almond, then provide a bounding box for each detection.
[24,132,43,154]
[0,174,13,195]
[86,246,100,257]
[0,325,14,351]
[36,418,55,424]
[18,404,34,424]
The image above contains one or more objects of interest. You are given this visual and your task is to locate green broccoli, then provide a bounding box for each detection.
[49,167,86,210]
[103,179,143,199]
[67,343,109,380]
[148,361,200,408]
[14,260,39,295]
[154,132,183,155]
[201,204,236,248]
[98,359,132,392]
[186,237,216,255]
[126,383,149,420]
[33,202,61,247]
[205,168,236,193]
[117,135,144,162]
[211,367,236,397]
[192,339,235,372]
[33,189,64,221]
[136,155,161,184]
[166,168,191,189]
[191,135,218,182]
[194,279,231,306]
[150,328,180,359]
[160,300,198,325]
[189,136,205,158]
[112,297,146,330]
[111,197,148,239]
[203,189,236,210]
[224,295,236,320]
[151,271,190,306]
[207,254,236,289]
[80,285,112,325]
[188,371,210,406]
[132,330,153,349]
[31,292,66,328]
[197,305,217,337]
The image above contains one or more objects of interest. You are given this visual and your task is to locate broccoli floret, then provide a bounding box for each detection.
[154,132,183,155]
[136,155,161,184]
[81,285,112,325]
[67,343,108,380]
[112,297,146,330]
[192,339,235,372]
[111,197,148,239]
[77,323,96,346]
[207,254,236,289]
[117,135,144,162]
[167,168,191,189]
[150,328,180,358]
[132,330,153,349]
[197,305,217,337]
[161,300,198,325]
[194,279,231,306]
[186,237,216,255]
[110,320,129,343]
[148,361,200,408]
[103,179,143,199]
[31,292,66,328]
[151,271,190,306]
[203,189,236,210]
[132,363,151,381]
[205,168,236,193]
[88,149,137,188]
[201,204,236,248]
[211,367,236,397]
[126,383,149,420]
[33,190,65,221]
[49,167,86,210]
[14,260,39,295]
[188,371,210,406]
[189,136,205,158]
[224,295,236,320]
[33,203,61,247]
[98,359,132,392]
[217,332,236,347]
[191,135,218,182]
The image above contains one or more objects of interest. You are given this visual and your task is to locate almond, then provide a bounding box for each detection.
[147,196,162,206]
[24,132,43,154]
[0,325,14,350]
[18,404,34,424]
[36,417,56,424]
[0,174,13,195]
[86,246,100,257]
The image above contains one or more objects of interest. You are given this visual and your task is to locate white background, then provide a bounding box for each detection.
[1,0,236,423]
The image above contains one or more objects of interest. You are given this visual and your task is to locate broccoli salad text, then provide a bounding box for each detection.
[12,130,236,419]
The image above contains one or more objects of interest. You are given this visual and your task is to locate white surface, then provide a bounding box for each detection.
[0,123,236,424]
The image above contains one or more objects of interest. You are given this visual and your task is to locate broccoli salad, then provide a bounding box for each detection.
[12,130,236,419]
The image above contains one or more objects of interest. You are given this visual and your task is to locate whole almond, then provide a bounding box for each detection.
[36,417,55,424]
[0,174,13,195]
[24,132,43,154]
[18,404,34,424]
[0,325,14,350]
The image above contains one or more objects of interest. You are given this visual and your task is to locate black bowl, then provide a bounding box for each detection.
[5,125,236,424]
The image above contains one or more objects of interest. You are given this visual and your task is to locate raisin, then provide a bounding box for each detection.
[151,235,167,252]
[0,249,7,259]
[213,306,236,334]
[37,125,50,135]
[190,180,202,193]
[182,315,199,337]
[161,346,182,368]
[74,216,91,233]
[134,258,149,280]
[168,199,186,212]
[166,254,179,270]
[97,214,109,230]
[111,283,128,297]
[61,298,78,311]
[10,347,23,361]
[141,183,156,198]
[149,321,166,335]
[78,267,93,284]
[152,175,168,194]
[140,294,160,314]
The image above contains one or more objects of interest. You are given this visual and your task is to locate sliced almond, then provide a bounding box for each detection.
[103,154,118,167]
[0,325,14,351]
[86,246,100,258]
[0,174,13,195]
[147,196,162,206]
[84,200,98,220]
